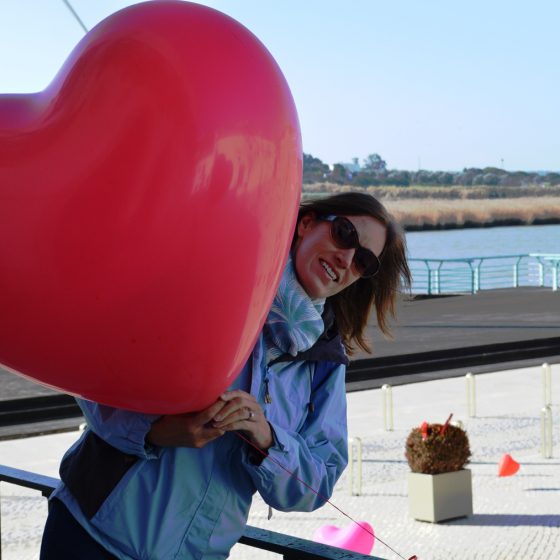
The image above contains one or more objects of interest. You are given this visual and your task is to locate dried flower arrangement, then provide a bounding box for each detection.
[405,414,471,475]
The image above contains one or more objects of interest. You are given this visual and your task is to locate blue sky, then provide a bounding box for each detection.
[1,0,559,171]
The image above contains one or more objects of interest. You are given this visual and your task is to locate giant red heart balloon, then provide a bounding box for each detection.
[0,1,301,413]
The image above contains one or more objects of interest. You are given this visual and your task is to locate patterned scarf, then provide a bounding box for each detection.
[263,255,326,364]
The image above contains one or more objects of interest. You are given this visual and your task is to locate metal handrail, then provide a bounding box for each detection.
[409,253,560,294]
[0,464,384,560]
[531,253,560,291]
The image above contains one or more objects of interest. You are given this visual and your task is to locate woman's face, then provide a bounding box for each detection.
[293,213,387,299]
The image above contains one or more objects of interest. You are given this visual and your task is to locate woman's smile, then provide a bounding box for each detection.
[319,258,339,282]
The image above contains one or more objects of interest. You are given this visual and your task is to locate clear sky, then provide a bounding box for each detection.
[1,0,559,172]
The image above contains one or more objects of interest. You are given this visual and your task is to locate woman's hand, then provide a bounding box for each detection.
[212,390,273,452]
[146,399,228,448]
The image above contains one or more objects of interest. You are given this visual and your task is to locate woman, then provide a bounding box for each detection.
[40,192,411,559]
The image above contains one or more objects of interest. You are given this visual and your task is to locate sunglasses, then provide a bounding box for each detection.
[317,215,381,278]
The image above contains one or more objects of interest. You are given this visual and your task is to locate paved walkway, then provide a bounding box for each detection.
[359,287,560,361]
[1,362,558,560]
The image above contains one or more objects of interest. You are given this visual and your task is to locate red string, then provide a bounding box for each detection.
[235,432,417,560]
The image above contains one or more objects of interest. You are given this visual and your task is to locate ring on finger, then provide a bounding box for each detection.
[247,410,255,421]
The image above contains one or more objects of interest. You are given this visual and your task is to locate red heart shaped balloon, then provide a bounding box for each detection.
[498,453,520,477]
[0,1,301,413]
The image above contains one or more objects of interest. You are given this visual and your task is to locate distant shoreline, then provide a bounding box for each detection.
[402,216,560,232]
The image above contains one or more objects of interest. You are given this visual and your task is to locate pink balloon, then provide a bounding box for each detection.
[498,454,520,477]
[0,1,301,413]
[312,521,375,555]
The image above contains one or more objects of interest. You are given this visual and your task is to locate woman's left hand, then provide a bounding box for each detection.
[212,390,273,452]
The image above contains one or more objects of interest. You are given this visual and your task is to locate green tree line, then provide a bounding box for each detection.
[303,153,560,187]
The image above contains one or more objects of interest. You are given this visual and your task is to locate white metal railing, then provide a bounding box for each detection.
[409,253,560,294]
[531,253,560,291]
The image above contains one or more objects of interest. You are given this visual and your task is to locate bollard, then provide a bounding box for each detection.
[542,363,552,407]
[382,384,394,431]
[348,437,363,496]
[541,406,553,458]
[466,373,476,417]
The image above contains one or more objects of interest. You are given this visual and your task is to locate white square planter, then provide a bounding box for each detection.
[408,469,473,523]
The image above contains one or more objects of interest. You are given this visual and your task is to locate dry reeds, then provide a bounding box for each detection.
[384,197,560,229]
[301,185,560,229]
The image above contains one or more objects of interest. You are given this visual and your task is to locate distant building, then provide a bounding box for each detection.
[337,157,361,178]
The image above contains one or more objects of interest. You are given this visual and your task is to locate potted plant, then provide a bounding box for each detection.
[405,414,472,523]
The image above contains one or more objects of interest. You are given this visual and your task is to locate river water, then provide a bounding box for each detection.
[406,224,560,260]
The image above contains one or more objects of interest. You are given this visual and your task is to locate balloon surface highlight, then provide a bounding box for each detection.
[312,522,375,555]
[0,1,302,413]
[498,454,520,477]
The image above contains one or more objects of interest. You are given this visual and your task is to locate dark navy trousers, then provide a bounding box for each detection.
[40,498,118,559]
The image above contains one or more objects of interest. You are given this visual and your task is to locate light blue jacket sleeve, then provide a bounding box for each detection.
[241,363,348,512]
[77,398,161,459]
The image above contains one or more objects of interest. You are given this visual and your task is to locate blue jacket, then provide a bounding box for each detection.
[52,326,349,559]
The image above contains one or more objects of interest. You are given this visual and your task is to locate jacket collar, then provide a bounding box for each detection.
[268,301,349,367]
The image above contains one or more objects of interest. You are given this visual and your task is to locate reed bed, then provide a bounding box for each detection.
[301,185,560,229]
[383,196,560,229]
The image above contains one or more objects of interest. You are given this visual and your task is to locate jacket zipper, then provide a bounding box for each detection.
[264,377,272,404]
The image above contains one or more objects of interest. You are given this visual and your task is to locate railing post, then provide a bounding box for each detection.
[474,265,480,293]
[537,262,545,286]
[552,263,558,291]
[348,437,363,496]
[466,372,476,417]
[468,262,480,294]
[427,268,433,295]
[541,406,553,458]
[382,384,394,431]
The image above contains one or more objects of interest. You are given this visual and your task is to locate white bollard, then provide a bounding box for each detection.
[542,363,552,407]
[541,406,553,458]
[466,373,476,417]
[348,437,363,496]
[382,384,394,431]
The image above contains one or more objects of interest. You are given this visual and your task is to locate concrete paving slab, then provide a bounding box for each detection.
[1,362,559,560]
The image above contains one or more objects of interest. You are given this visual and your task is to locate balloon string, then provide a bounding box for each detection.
[235,432,417,560]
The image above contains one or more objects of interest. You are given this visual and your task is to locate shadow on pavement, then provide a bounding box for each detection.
[448,514,560,527]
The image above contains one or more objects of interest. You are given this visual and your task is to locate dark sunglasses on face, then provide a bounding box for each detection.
[317,215,381,278]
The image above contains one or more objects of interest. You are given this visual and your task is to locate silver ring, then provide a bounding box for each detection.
[248,410,255,421]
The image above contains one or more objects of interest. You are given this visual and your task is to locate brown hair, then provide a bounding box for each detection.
[295,192,411,355]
